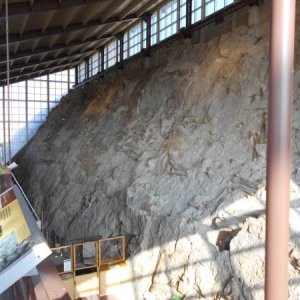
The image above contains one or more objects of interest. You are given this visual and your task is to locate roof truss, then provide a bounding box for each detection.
[0,14,138,46]
[0,0,108,18]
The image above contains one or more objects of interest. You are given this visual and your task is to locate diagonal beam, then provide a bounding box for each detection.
[102,0,124,22]
[119,0,142,20]
[0,15,138,46]
[0,59,81,83]
[120,0,165,19]
[0,48,96,75]
[136,0,165,17]
[0,63,78,87]
[0,0,109,19]
[0,35,111,64]
[3,58,74,79]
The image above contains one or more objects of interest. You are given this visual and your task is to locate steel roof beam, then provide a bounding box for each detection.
[0,15,138,46]
[0,59,80,83]
[0,65,75,87]
[0,35,111,64]
[0,0,108,19]
[0,49,96,75]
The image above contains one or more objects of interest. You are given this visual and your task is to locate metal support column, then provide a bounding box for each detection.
[67,68,70,90]
[186,0,192,28]
[97,51,101,74]
[266,1,296,299]
[47,74,50,113]
[117,33,124,63]
[5,0,11,163]
[75,65,79,85]
[142,13,151,56]
[85,58,89,80]
[2,87,6,163]
[146,13,151,49]
[100,47,105,73]
[157,9,160,43]
[201,0,206,20]
[25,80,28,142]
[184,0,192,38]
[177,0,181,32]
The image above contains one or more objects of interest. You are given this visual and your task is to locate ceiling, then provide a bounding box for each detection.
[0,0,166,86]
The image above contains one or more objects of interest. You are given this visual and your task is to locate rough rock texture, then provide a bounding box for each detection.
[15,2,300,299]
[231,214,300,300]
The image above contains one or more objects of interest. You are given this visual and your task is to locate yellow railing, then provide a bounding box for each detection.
[50,235,126,298]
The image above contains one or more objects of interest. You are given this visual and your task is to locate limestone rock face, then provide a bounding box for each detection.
[15,3,300,299]
[231,217,300,300]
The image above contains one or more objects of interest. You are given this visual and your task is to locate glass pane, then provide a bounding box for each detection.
[159,0,178,41]
[74,242,97,270]
[129,22,142,57]
[100,238,124,264]
[50,246,73,274]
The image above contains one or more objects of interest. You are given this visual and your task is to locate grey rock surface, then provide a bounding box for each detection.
[15,3,300,299]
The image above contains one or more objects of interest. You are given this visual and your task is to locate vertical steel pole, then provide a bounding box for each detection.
[47,74,50,113]
[266,1,296,299]
[2,87,6,163]
[176,0,180,32]
[142,13,151,55]
[85,58,89,80]
[67,68,70,90]
[25,80,28,143]
[157,9,160,43]
[100,47,104,73]
[146,13,151,50]
[201,0,206,20]
[5,0,11,163]
[186,0,192,28]
[117,33,124,62]
[97,52,100,74]
[75,65,79,85]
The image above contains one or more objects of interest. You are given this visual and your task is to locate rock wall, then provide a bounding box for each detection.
[15,2,300,299]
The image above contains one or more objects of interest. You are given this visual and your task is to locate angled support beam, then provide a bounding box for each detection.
[0,35,111,64]
[0,49,95,75]
[0,15,138,46]
[102,0,124,22]
[0,0,108,19]
[0,60,80,84]
[265,0,296,299]
[136,0,163,18]
[119,0,141,20]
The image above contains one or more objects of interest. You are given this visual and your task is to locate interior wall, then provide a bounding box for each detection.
[14,2,300,299]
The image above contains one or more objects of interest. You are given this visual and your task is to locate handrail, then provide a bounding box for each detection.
[50,236,126,298]
[11,172,40,223]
